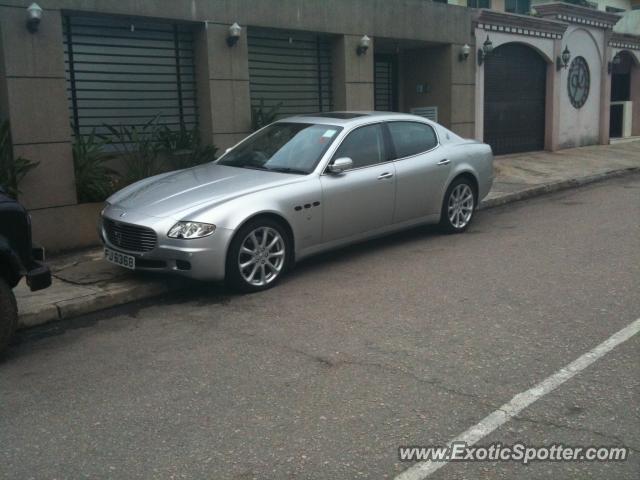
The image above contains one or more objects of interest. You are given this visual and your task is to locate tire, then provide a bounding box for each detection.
[225,217,291,293]
[439,177,477,234]
[0,276,18,353]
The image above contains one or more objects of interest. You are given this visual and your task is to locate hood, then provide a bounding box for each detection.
[107,163,300,219]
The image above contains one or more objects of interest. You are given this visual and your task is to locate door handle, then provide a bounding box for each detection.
[378,172,394,179]
[437,158,451,165]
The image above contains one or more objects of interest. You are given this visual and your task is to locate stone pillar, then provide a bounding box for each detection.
[450,44,475,139]
[631,58,640,137]
[599,32,612,146]
[0,5,76,209]
[194,22,251,151]
[545,39,562,151]
[331,35,374,111]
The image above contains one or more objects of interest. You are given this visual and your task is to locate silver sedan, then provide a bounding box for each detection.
[101,112,493,291]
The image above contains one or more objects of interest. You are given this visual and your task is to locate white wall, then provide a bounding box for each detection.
[557,26,604,148]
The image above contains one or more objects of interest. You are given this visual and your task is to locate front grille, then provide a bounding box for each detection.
[104,218,157,253]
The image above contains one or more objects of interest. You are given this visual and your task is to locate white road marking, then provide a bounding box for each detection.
[395,317,640,480]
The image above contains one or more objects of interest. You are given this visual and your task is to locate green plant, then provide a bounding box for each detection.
[156,124,218,170]
[72,128,119,203]
[0,120,39,199]
[103,116,163,185]
[251,98,283,131]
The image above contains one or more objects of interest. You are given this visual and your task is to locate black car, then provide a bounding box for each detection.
[0,188,51,352]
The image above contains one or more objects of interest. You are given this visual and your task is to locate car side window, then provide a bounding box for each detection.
[331,124,386,169]
[387,121,438,159]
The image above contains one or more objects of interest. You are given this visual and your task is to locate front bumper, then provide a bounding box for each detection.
[100,208,235,281]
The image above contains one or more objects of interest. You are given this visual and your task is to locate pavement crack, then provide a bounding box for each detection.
[223,328,501,410]
[511,414,640,453]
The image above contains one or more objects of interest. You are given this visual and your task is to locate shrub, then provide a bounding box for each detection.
[0,120,39,199]
[72,128,119,203]
[155,124,218,170]
[251,98,282,131]
[103,117,163,186]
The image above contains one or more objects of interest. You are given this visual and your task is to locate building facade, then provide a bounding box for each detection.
[0,0,638,250]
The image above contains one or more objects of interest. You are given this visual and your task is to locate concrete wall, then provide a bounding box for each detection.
[401,47,453,127]
[558,26,605,149]
[0,5,76,211]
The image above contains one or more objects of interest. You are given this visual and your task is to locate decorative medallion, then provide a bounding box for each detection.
[567,56,590,109]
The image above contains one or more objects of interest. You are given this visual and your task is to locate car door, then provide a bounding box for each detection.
[320,123,396,243]
[386,121,450,223]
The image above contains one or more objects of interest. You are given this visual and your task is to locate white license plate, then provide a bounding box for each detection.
[104,248,136,270]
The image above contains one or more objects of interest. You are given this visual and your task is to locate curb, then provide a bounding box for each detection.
[17,166,640,329]
[18,280,180,330]
[480,167,639,210]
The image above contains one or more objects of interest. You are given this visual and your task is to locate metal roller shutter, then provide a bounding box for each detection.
[248,28,333,118]
[483,43,546,155]
[63,14,197,138]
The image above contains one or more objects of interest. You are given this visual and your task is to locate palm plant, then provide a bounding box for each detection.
[103,116,163,185]
[155,124,218,170]
[251,98,283,131]
[0,120,39,199]
[72,128,118,203]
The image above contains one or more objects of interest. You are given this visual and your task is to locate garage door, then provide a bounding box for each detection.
[484,43,546,155]
[63,15,196,139]
[248,28,333,118]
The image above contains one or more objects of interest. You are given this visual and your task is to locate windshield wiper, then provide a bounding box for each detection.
[266,167,308,175]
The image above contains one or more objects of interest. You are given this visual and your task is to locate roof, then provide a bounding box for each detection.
[279,111,434,127]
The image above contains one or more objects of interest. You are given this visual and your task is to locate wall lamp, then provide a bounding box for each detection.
[226,22,242,47]
[556,46,571,71]
[26,3,43,33]
[357,35,371,56]
[459,44,471,61]
[477,37,493,66]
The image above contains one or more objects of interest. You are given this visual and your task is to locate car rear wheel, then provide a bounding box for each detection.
[440,177,476,233]
[0,276,18,353]
[225,218,290,293]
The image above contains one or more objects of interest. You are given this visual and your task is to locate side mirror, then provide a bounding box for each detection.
[327,157,353,174]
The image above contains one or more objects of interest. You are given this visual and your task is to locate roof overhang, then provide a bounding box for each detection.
[473,9,568,39]
[533,2,622,30]
[609,32,640,51]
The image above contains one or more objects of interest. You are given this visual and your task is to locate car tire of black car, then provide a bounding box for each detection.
[0,277,18,353]
[226,218,291,293]
[439,177,477,234]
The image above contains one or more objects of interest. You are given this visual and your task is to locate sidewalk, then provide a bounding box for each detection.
[15,140,640,329]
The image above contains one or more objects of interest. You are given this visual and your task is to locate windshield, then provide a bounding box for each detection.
[217,122,342,174]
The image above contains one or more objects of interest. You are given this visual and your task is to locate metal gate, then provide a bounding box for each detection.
[374,55,398,111]
[63,15,197,138]
[483,43,546,155]
[248,28,333,118]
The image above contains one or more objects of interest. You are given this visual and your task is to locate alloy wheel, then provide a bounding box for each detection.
[237,226,286,287]
[447,184,474,229]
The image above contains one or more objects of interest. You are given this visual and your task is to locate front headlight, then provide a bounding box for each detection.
[101,202,111,216]
[167,221,216,239]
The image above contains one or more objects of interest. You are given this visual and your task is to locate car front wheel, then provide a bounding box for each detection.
[225,218,290,292]
[0,276,18,353]
[440,177,476,233]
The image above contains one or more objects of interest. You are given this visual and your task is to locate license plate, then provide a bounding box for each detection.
[104,248,136,270]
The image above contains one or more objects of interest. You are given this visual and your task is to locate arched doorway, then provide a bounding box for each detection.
[610,50,639,139]
[484,43,547,155]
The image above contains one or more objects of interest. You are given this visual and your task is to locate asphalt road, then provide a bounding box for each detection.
[2,174,639,480]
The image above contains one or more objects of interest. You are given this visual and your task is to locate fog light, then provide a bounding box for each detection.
[168,221,216,239]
